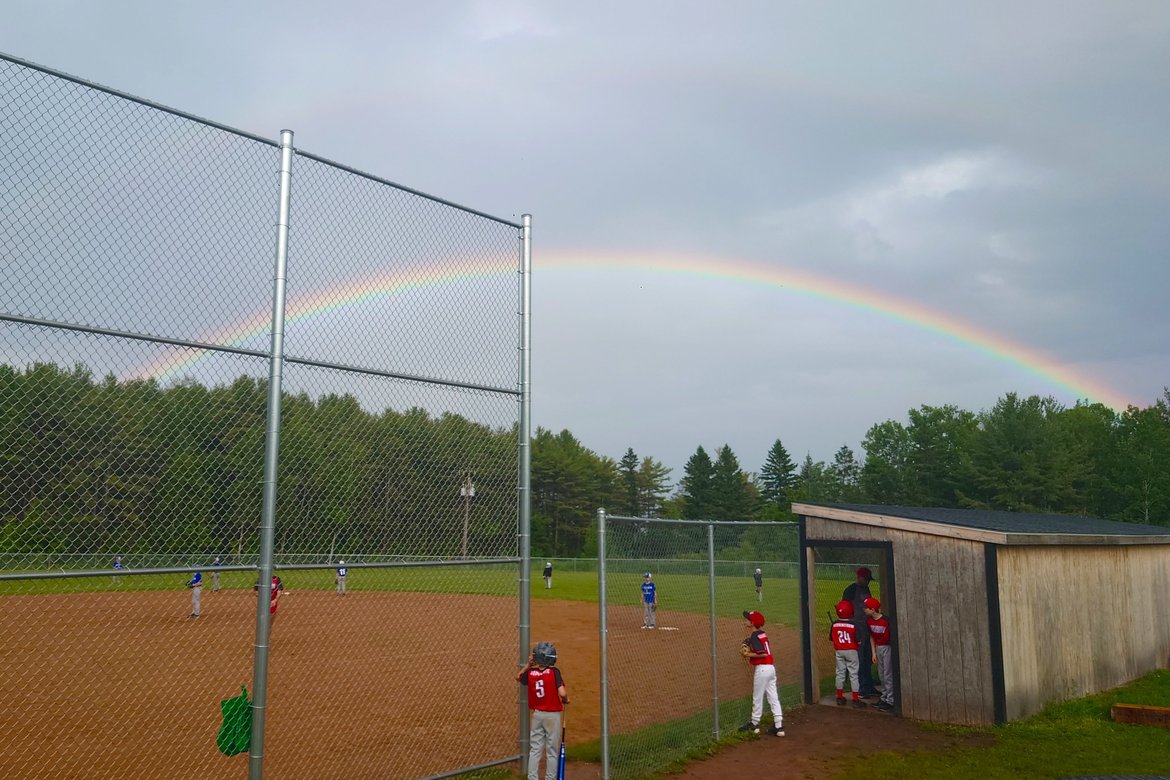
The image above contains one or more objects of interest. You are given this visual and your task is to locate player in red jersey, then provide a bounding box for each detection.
[517,642,569,780]
[737,610,784,736]
[253,575,284,624]
[864,597,895,711]
[831,600,865,707]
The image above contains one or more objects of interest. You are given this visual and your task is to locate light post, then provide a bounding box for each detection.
[460,474,475,558]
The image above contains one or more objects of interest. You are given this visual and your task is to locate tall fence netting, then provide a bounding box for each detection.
[1,52,523,780]
[599,515,802,780]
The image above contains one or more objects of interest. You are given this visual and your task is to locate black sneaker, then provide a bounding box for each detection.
[737,722,759,734]
[836,697,846,706]
[768,726,785,737]
[876,702,894,712]
[852,699,866,708]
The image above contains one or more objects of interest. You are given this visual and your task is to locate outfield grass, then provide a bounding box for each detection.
[835,669,1170,780]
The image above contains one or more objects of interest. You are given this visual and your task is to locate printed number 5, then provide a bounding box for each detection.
[535,680,545,697]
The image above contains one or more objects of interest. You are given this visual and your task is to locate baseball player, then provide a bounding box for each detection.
[543,561,553,589]
[753,567,763,602]
[640,572,657,629]
[336,561,347,595]
[516,642,569,780]
[211,556,222,592]
[864,597,895,711]
[112,556,125,585]
[737,610,784,736]
[186,570,203,618]
[254,575,284,624]
[831,600,865,707]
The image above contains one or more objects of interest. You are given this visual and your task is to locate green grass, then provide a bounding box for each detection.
[834,669,1170,780]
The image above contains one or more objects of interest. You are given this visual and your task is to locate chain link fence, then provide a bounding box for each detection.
[1,52,528,780]
[596,512,803,780]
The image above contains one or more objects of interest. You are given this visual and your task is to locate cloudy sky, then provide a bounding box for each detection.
[5,1,1169,479]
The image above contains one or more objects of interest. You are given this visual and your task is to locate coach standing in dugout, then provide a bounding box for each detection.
[842,567,879,697]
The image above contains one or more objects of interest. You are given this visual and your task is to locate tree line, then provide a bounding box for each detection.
[2,363,1167,562]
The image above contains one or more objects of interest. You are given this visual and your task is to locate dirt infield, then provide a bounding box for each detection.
[0,588,805,779]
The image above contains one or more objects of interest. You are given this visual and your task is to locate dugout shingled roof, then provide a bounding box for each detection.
[793,502,1170,546]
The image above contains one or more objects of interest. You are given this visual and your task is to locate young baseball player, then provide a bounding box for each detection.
[864,597,895,711]
[210,556,222,592]
[640,572,657,629]
[753,568,763,602]
[831,600,865,707]
[336,561,347,595]
[543,561,553,589]
[186,570,203,618]
[254,575,284,624]
[516,641,569,780]
[737,610,784,736]
[112,556,125,585]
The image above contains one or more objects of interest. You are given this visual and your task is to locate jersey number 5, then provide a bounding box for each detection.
[534,679,545,698]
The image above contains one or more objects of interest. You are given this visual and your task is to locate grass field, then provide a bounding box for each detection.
[836,669,1170,779]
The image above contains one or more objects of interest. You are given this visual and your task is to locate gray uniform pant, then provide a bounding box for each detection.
[835,648,859,692]
[528,709,562,780]
[211,572,220,592]
[337,576,346,595]
[643,602,656,628]
[875,644,894,705]
[191,586,202,616]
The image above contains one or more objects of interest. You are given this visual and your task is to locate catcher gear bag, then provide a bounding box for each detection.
[835,600,854,619]
[217,685,252,757]
[532,641,558,666]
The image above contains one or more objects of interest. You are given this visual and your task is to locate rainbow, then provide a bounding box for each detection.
[133,248,1136,411]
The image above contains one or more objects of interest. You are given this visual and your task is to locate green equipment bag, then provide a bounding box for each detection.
[217,685,252,756]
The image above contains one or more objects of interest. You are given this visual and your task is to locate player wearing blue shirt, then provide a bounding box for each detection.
[186,570,203,618]
[336,561,347,596]
[211,556,222,592]
[641,572,657,629]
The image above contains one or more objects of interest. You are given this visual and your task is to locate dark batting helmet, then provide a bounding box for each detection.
[532,641,558,667]
[835,600,854,619]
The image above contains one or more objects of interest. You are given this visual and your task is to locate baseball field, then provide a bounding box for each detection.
[0,575,812,780]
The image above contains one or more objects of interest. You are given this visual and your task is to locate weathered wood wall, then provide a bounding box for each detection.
[998,544,1170,721]
[805,517,996,725]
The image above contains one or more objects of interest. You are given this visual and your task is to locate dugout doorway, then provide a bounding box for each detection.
[799,538,900,714]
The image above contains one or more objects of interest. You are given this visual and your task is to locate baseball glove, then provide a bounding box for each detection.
[740,643,752,658]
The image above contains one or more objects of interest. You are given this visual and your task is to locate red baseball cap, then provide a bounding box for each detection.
[856,567,874,581]
[742,610,765,627]
[863,597,881,611]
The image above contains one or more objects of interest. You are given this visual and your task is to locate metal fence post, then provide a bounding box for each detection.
[598,507,610,780]
[517,213,533,774]
[708,522,720,739]
[249,128,295,780]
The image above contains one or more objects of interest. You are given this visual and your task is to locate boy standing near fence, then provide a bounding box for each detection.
[336,560,347,595]
[640,572,657,629]
[186,570,203,618]
[737,610,784,736]
[516,642,569,780]
[831,600,865,707]
[864,597,895,712]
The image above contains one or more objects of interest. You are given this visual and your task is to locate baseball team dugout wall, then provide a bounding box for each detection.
[795,502,1170,725]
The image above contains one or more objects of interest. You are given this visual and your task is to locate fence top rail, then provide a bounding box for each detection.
[1,50,523,230]
[603,514,799,527]
[295,149,523,230]
[1,50,279,147]
[0,557,522,581]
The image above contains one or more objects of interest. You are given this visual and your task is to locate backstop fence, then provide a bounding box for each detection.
[596,511,803,780]
[0,52,530,780]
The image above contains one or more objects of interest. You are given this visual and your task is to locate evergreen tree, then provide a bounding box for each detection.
[829,444,861,501]
[711,444,752,519]
[680,446,715,518]
[636,456,672,517]
[860,420,913,503]
[758,439,797,506]
[618,448,640,515]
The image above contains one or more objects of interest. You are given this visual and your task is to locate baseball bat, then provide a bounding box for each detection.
[556,706,567,780]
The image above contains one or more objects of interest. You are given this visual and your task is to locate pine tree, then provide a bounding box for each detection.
[680,446,715,519]
[619,448,640,515]
[758,439,797,506]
